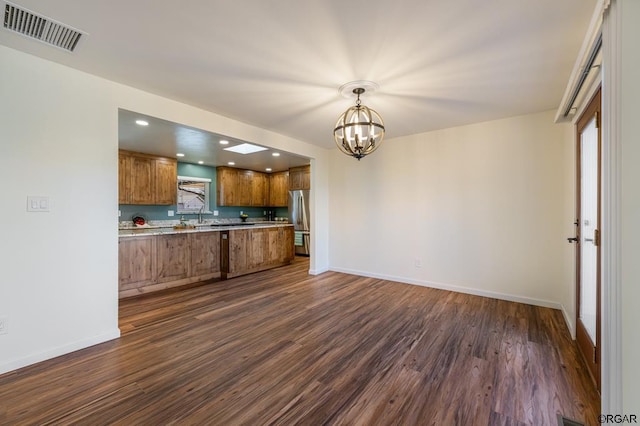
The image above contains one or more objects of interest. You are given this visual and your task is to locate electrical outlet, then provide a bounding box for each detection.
[414,259,422,268]
[168,210,175,217]
[0,316,8,335]
[213,210,219,216]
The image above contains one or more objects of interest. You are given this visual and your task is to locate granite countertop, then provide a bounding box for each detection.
[118,222,293,238]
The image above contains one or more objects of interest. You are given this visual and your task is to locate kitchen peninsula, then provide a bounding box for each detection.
[119,222,294,298]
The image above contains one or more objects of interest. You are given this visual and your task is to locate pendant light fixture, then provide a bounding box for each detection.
[333,81,385,160]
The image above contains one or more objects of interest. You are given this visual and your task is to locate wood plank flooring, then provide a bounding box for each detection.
[0,258,600,425]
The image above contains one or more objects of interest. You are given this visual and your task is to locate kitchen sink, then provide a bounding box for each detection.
[210,223,256,227]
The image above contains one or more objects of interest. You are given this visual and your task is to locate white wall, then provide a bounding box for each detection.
[329,110,576,319]
[0,45,330,374]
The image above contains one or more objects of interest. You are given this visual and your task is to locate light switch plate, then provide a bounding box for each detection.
[27,196,50,212]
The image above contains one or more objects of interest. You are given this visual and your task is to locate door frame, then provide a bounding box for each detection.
[574,87,602,391]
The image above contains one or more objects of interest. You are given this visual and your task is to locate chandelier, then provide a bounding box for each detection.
[333,83,385,160]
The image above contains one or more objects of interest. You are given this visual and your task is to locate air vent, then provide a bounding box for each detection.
[3,1,84,52]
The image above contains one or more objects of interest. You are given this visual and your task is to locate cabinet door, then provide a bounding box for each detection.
[228,229,249,274]
[281,226,295,262]
[248,228,268,269]
[217,167,238,206]
[265,227,281,264]
[269,171,288,207]
[190,232,221,276]
[156,234,190,283]
[251,172,269,206]
[301,167,310,190]
[154,158,177,205]
[119,237,156,290]
[237,170,253,206]
[289,165,310,191]
[289,169,301,191]
[130,155,154,204]
[118,153,131,204]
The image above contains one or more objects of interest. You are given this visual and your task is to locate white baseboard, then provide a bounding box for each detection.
[329,266,571,324]
[0,328,121,376]
[309,267,329,275]
[560,304,576,339]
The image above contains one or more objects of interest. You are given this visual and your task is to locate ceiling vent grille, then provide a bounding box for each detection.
[3,1,84,52]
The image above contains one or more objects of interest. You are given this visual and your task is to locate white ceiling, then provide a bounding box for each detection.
[1,0,596,157]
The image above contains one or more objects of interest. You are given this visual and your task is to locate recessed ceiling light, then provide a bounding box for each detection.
[198,161,204,165]
[266,168,272,172]
[135,120,149,126]
[224,143,268,155]
[272,152,280,157]
[219,140,229,145]
[176,153,185,157]
[228,161,235,166]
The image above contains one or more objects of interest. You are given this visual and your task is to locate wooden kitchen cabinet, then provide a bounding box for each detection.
[217,166,239,206]
[281,226,295,262]
[190,232,221,277]
[268,171,289,207]
[118,153,132,204]
[228,228,249,275]
[288,165,310,190]
[251,172,269,206]
[156,234,190,283]
[119,231,223,298]
[237,170,253,206]
[217,166,270,207]
[248,228,268,269]
[226,226,294,278]
[119,226,292,297]
[154,157,178,205]
[266,226,294,264]
[118,236,156,291]
[119,150,177,205]
[130,155,154,204]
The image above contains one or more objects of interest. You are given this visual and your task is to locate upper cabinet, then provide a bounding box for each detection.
[269,171,289,207]
[218,167,269,207]
[251,171,269,206]
[216,166,239,206]
[217,167,289,207]
[289,165,310,191]
[119,150,177,205]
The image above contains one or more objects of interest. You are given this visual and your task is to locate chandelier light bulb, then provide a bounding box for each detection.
[333,86,385,160]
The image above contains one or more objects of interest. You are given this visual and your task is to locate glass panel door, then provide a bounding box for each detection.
[573,87,601,391]
[579,117,598,343]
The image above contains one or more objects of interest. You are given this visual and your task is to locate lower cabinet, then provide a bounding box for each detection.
[119,236,156,292]
[119,226,295,297]
[191,232,221,277]
[118,232,221,298]
[226,226,295,279]
[156,234,190,283]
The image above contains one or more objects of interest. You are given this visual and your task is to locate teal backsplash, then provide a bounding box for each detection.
[119,163,288,222]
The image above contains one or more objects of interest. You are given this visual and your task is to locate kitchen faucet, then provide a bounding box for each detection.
[198,206,204,224]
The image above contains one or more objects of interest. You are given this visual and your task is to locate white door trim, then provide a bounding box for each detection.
[600,0,622,413]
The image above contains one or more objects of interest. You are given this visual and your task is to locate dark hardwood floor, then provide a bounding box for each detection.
[0,257,599,425]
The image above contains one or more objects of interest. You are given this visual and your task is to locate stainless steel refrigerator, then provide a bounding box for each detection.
[288,190,310,256]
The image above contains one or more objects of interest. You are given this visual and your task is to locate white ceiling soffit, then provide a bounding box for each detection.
[3,1,84,52]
